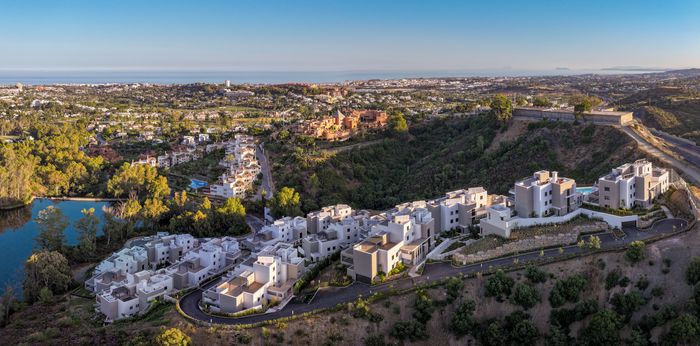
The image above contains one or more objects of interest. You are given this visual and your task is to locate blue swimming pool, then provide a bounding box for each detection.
[189,179,208,189]
[576,186,597,195]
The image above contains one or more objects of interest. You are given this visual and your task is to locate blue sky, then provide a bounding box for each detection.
[1,0,699,71]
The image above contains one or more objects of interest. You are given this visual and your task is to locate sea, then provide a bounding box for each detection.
[0,69,663,86]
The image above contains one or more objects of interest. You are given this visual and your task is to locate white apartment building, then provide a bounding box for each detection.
[596,159,670,209]
[97,271,174,322]
[513,170,580,218]
[306,204,354,234]
[426,187,489,232]
[245,216,308,250]
[301,214,367,262]
[209,135,260,200]
[202,242,304,314]
[166,237,241,289]
[343,208,434,283]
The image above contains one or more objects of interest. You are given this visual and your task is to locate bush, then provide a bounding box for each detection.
[444,276,465,303]
[363,334,387,346]
[449,300,477,338]
[651,286,665,297]
[610,291,646,322]
[390,320,428,341]
[550,299,598,328]
[413,289,435,324]
[525,264,547,284]
[579,309,622,346]
[625,241,646,263]
[485,269,514,300]
[549,274,586,307]
[154,328,191,346]
[511,283,540,310]
[686,257,700,285]
[635,277,650,291]
[605,270,621,290]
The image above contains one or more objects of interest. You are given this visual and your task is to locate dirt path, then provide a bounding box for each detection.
[486,120,528,152]
[321,139,384,154]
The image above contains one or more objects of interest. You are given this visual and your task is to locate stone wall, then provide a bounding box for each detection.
[453,221,608,265]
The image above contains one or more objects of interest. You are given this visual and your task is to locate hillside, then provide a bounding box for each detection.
[271,116,642,212]
[616,87,700,144]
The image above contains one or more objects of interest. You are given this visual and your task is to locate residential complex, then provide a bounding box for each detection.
[593,159,670,209]
[202,242,304,314]
[343,207,434,283]
[86,233,241,322]
[296,109,388,141]
[209,135,261,199]
[427,187,489,232]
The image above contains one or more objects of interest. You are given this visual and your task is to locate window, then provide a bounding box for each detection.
[604,187,610,192]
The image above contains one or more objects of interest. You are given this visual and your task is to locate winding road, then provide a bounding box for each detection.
[179,218,688,325]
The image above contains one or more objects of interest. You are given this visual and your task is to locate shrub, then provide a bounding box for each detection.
[444,276,465,303]
[635,277,650,291]
[390,320,428,341]
[485,269,514,300]
[511,283,540,310]
[686,257,700,285]
[549,273,586,307]
[449,300,477,338]
[625,241,646,263]
[550,299,598,328]
[413,289,435,324]
[651,286,665,297]
[525,265,547,284]
[605,270,621,290]
[610,291,646,322]
[154,328,191,346]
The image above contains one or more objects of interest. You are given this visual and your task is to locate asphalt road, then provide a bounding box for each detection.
[178,218,688,325]
[621,125,700,186]
[256,143,275,198]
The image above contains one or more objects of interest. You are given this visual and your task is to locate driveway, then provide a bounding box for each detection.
[178,218,689,325]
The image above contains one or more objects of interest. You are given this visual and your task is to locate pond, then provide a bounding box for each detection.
[0,199,110,296]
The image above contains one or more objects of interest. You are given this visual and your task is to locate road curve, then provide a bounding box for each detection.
[179,218,688,325]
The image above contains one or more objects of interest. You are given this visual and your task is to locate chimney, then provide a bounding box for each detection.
[552,171,558,181]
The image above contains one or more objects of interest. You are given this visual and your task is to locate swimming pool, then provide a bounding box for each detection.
[189,179,208,189]
[576,186,597,195]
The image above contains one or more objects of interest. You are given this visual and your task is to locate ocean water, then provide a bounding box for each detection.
[0,69,661,86]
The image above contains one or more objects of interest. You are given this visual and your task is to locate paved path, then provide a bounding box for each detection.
[178,218,688,325]
[620,125,700,186]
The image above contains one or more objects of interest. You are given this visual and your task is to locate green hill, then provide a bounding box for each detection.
[271,116,642,212]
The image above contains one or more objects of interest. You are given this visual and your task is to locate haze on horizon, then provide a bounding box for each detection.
[2,0,699,72]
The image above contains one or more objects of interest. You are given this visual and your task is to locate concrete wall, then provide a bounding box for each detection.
[513,108,633,125]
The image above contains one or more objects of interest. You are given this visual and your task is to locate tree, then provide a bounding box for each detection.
[489,94,513,122]
[663,314,700,346]
[23,251,72,303]
[107,163,170,200]
[481,320,507,346]
[610,291,646,322]
[511,283,540,309]
[686,256,700,285]
[533,96,552,107]
[579,309,622,346]
[142,197,169,223]
[215,197,248,235]
[75,208,98,259]
[444,276,465,303]
[449,300,477,337]
[389,112,408,134]
[485,269,514,299]
[154,327,192,346]
[268,186,302,218]
[35,205,68,252]
[549,274,586,307]
[38,286,54,304]
[413,289,435,324]
[625,241,646,263]
[515,95,528,106]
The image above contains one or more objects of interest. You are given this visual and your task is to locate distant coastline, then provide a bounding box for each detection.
[0,68,667,86]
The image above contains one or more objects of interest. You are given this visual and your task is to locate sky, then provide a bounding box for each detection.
[1,0,699,72]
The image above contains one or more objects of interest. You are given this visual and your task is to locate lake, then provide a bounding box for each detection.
[0,199,109,296]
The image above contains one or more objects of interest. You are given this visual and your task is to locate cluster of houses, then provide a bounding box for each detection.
[85,233,241,322]
[208,134,261,199]
[296,109,389,141]
[90,160,671,320]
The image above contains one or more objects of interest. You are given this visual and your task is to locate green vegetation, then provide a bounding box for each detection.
[270,115,640,212]
[489,94,513,122]
[154,327,192,346]
[511,283,540,309]
[625,241,646,264]
[686,256,700,285]
[549,273,586,307]
[23,251,72,304]
[485,269,514,300]
[524,264,548,284]
[268,186,302,218]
